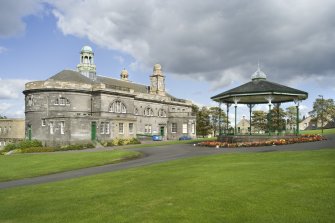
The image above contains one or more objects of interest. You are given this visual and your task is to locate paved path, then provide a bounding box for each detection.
[1,134,334,190]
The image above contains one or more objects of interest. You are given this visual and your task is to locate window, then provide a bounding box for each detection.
[144,107,154,116]
[26,95,34,106]
[134,108,139,115]
[105,122,110,134]
[171,123,177,133]
[50,121,54,135]
[145,124,152,133]
[191,123,195,134]
[100,123,105,134]
[119,123,124,134]
[110,101,127,113]
[182,124,188,134]
[0,127,2,134]
[55,97,70,106]
[129,123,134,134]
[100,122,110,134]
[60,121,65,135]
[42,119,46,126]
[158,109,167,117]
[172,108,175,112]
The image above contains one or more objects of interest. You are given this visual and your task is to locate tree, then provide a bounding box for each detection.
[251,110,267,133]
[269,107,286,132]
[309,98,335,128]
[196,106,212,138]
[0,115,7,119]
[209,106,227,136]
[285,106,297,131]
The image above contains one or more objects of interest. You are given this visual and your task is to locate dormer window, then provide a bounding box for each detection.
[144,107,154,116]
[158,109,167,117]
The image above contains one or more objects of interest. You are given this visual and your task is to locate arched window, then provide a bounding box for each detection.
[110,101,127,113]
[158,109,167,117]
[144,107,154,116]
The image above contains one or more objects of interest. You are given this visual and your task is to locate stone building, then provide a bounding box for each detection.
[24,46,196,145]
[0,119,25,148]
[236,116,251,134]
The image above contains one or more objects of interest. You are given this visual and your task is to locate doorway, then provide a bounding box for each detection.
[91,122,96,141]
[160,126,165,136]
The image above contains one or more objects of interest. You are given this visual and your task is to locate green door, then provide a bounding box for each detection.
[91,122,96,141]
[28,125,32,141]
[160,126,164,136]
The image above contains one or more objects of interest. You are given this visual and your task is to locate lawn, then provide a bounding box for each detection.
[300,128,335,135]
[1,149,334,223]
[0,150,140,182]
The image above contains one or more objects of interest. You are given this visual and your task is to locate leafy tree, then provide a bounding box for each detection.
[285,106,297,130]
[0,114,7,119]
[196,106,212,138]
[309,98,335,127]
[251,110,267,133]
[269,106,286,132]
[209,106,227,136]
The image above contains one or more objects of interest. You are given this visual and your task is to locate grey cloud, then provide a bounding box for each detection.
[0,0,44,37]
[45,0,335,88]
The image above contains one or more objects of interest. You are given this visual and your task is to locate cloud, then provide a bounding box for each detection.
[0,79,29,99]
[48,0,335,90]
[0,46,7,54]
[0,0,44,37]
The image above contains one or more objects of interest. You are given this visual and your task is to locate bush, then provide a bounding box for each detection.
[102,138,141,147]
[2,140,42,152]
[21,147,56,153]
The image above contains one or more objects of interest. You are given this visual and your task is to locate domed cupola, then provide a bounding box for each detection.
[251,64,267,81]
[120,68,129,81]
[77,45,96,80]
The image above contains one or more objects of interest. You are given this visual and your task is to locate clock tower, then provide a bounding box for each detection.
[150,64,165,96]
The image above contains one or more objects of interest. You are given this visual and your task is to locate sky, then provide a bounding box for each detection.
[0,0,335,123]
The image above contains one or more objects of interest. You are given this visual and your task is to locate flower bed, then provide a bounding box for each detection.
[198,134,326,148]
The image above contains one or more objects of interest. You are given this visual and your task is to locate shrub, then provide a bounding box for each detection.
[102,138,141,147]
[2,139,42,152]
[21,147,56,153]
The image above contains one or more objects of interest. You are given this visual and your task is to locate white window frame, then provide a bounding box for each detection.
[110,101,127,113]
[100,122,105,134]
[60,121,65,135]
[50,121,54,135]
[182,123,188,134]
[119,123,124,134]
[129,123,134,134]
[171,123,177,133]
[191,123,195,134]
[105,122,110,134]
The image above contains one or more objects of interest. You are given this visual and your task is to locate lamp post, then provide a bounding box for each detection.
[318,95,324,135]
[233,97,240,135]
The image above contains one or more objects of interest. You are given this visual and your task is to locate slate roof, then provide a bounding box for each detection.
[48,70,96,84]
[48,70,149,93]
[211,79,308,104]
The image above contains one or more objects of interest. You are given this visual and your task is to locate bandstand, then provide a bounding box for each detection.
[211,65,308,142]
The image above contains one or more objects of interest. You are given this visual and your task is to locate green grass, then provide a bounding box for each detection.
[0,150,140,182]
[1,149,334,223]
[300,128,335,135]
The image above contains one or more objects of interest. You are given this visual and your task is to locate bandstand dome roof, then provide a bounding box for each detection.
[211,67,308,104]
